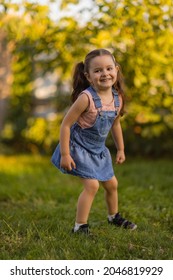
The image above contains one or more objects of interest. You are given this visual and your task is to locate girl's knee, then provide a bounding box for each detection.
[103,177,118,193]
[113,177,118,189]
[83,180,99,196]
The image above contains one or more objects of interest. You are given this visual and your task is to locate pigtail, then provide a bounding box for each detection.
[71,62,90,103]
[114,63,126,116]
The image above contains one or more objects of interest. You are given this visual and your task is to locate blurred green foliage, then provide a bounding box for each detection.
[23,115,63,153]
[0,0,173,156]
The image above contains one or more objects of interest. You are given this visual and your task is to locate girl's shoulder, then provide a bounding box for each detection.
[80,88,92,98]
[79,89,95,111]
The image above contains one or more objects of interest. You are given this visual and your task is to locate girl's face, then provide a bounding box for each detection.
[85,55,119,91]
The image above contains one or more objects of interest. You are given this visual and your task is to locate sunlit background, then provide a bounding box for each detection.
[0,1,173,261]
[0,0,173,156]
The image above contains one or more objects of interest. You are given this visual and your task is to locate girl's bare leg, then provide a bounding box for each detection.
[102,176,118,215]
[75,178,99,224]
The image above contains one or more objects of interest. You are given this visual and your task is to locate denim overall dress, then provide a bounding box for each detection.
[51,86,120,181]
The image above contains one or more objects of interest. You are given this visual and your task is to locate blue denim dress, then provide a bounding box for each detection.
[51,86,120,181]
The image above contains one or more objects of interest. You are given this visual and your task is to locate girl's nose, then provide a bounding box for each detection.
[102,69,108,76]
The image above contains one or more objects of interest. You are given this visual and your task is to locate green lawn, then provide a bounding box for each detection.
[0,154,172,260]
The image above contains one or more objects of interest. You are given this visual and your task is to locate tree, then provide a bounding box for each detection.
[0,0,173,155]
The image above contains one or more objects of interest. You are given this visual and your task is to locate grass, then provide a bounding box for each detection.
[0,154,172,260]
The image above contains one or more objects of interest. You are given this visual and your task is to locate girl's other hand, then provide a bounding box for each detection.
[115,150,125,164]
[60,154,76,171]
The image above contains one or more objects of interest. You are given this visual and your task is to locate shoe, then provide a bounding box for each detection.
[108,212,137,230]
[71,224,90,234]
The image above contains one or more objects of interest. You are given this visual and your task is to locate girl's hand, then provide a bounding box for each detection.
[115,150,125,164]
[60,154,76,171]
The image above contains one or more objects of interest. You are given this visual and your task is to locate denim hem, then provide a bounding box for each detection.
[58,166,114,182]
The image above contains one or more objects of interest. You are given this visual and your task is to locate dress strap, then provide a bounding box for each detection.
[87,86,102,109]
[87,86,120,110]
[112,88,120,108]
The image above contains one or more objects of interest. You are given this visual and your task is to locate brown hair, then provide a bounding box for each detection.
[71,49,125,115]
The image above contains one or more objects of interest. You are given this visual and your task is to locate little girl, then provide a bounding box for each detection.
[52,49,137,234]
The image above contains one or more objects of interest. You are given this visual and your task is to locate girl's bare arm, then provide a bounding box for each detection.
[111,116,125,164]
[59,94,89,170]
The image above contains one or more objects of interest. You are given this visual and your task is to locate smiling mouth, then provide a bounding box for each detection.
[100,79,111,82]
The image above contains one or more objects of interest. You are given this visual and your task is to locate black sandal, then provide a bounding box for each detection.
[108,213,137,230]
